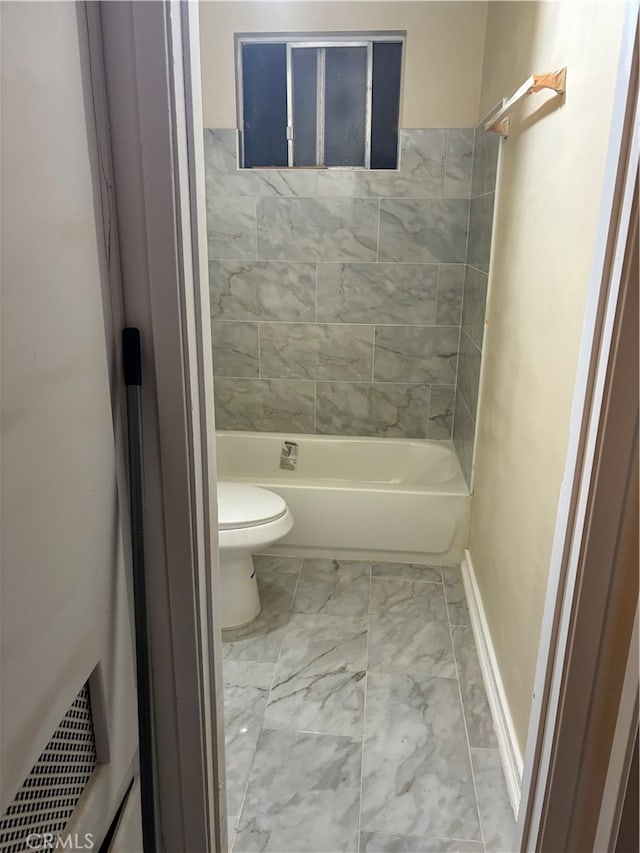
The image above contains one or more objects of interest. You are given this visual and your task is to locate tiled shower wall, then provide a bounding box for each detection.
[453,123,500,484]
[205,128,475,439]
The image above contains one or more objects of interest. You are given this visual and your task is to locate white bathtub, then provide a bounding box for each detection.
[215,431,471,565]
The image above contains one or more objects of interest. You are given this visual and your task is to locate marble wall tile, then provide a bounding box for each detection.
[467,192,495,271]
[293,559,371,617]
[444,129,474,198]
[462,265,488,350]
[400,130,447,197]
[211,321,258,377]
[315,382,430,439]
[224,660,275,814]
[317,263,438,325]
[452,392,475,488]
[360,831,483,852]
[361,672,481,840]
[370,562,441,584]
[235,728,362,852]
[316,169,395,199]
[374,326,459,385]
[471,124,501,198]
[456,332,482,421]
[209,260,316,322]
[316,129,446,198]
[206,197,256,260]
[257,197,379,261]
[470,748,516,852]
[259,323,373,381]
[436,264,465,325]
[204,129,318,197]
[379,199,469,263]
[203,126,500,447]
[452,626,498,749]
[427,385,455,439]
[214,377,314,432]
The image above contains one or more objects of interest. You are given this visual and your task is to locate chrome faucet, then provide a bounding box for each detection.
[280,440,299,471]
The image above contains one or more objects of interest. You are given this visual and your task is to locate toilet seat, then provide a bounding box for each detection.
[217,482,287,530]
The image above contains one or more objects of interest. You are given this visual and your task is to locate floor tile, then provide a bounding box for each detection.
[293,558,370,617]
[369,615,456,678]
[371,562,442,584]
[278,612,368,675]
[471,748,517,852]
[234,728,361,852]
[361,672,481,841]
[254,554,303,574]
[221,553,510,853]
[223,660,275,814]
[370,578,448,621]
[223,571,297,662]
[264,666,365,737]
[442,569,470,625]
[360,830,484,852]
[451,626,498,748]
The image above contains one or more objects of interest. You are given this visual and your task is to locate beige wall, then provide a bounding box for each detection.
[199,1,487,128]
[470,1,626,751]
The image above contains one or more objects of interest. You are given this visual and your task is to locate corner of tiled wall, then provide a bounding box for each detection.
[205,126,483,442]
[453,123,501,485]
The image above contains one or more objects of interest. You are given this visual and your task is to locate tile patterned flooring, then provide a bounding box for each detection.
[222,557,516,853]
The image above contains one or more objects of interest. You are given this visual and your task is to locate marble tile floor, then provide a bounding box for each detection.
[222,556,516,853]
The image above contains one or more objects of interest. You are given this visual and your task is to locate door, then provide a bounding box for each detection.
[1,2,140,848]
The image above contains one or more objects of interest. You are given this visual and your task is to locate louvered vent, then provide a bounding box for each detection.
[0,683,97,852]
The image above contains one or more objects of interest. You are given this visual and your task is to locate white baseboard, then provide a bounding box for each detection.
[461,550,523,819]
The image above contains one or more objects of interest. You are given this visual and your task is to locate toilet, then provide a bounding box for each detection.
[217,482,293,630]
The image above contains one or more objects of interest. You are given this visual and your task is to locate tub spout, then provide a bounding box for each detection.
[280,440,299,471]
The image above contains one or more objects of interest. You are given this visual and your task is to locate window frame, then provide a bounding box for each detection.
[235,32,405,170]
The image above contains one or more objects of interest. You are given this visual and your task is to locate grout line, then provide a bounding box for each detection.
[257,322,261,379]
[210,318,462,328]
[442,130,449,199]
[370,326,376,382]
[254,197,259,261]
[375,198,381,263]
[313,380,317,434]
[453,306,463,443]
[356,564,373,853]
[314,262,318,322]
[445,581,488,853]
[461,326,483,354]
[230,563,303,841]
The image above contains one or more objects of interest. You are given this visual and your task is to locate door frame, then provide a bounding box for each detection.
[516,6,639,850]
[92,1,639,850]
[91,1,225,850]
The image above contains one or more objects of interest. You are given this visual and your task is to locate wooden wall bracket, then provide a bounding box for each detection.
[485,67,567,138]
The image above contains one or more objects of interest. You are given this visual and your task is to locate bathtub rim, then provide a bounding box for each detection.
[215,429,469,495]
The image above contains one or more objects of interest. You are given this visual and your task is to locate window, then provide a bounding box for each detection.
[237,35,404,170]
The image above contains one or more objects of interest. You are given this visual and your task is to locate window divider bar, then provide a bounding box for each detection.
[365,42,373,169]
[317,47,325,167]
[286,43,294,167]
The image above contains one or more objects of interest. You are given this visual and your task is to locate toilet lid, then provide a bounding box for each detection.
[217,482,288,530]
